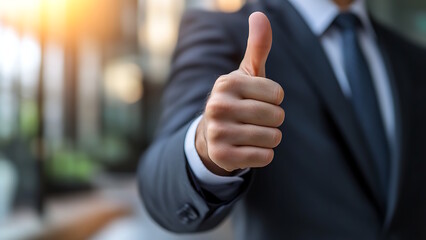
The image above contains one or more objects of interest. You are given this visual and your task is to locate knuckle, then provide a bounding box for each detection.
[214,146,238,172]
[214,74,241,92]
[243,104,257,121]
[206,121,228,142]
[215,75,232,91]
[246,127,256,140]
[209,145,230,163]
[205,98,232,118]
[215,75,229,85]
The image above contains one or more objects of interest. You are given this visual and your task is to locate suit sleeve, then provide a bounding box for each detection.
[137,10,252,233]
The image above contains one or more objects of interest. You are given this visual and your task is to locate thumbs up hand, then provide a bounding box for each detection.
[195,12,285,176]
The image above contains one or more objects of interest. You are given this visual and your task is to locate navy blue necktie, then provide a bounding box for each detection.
[334,13,390,197]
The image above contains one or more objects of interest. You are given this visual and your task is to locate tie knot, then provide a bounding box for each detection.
[333,12,362,31]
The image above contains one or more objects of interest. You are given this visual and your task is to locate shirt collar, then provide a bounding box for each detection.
[288,0,375,37]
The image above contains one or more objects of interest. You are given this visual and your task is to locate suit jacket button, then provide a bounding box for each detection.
[177,203,199,224]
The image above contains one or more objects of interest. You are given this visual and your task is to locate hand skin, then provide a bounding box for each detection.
[195,12,285,176]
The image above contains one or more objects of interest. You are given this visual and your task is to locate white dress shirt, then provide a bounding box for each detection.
[184,0,396,198]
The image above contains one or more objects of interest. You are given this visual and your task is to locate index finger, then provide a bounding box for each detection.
[232,70,284,105]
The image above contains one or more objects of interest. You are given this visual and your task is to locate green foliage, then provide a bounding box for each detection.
[93,135,130,164]
[46,147,99,183]
[19,101,38,138]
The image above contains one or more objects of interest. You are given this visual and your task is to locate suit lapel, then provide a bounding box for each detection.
[263,0,385,212]
[372,22,412,229]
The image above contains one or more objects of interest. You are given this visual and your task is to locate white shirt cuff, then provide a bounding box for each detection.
[184,115,250,185]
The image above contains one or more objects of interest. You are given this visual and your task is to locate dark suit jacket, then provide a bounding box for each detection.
[138,0,426,239]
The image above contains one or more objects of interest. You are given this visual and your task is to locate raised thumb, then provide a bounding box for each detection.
[240,12,273,77]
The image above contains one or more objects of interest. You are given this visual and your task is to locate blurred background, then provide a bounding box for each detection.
[0,0,425,239]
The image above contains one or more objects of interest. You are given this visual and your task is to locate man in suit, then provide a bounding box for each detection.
[138,0,426,238]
